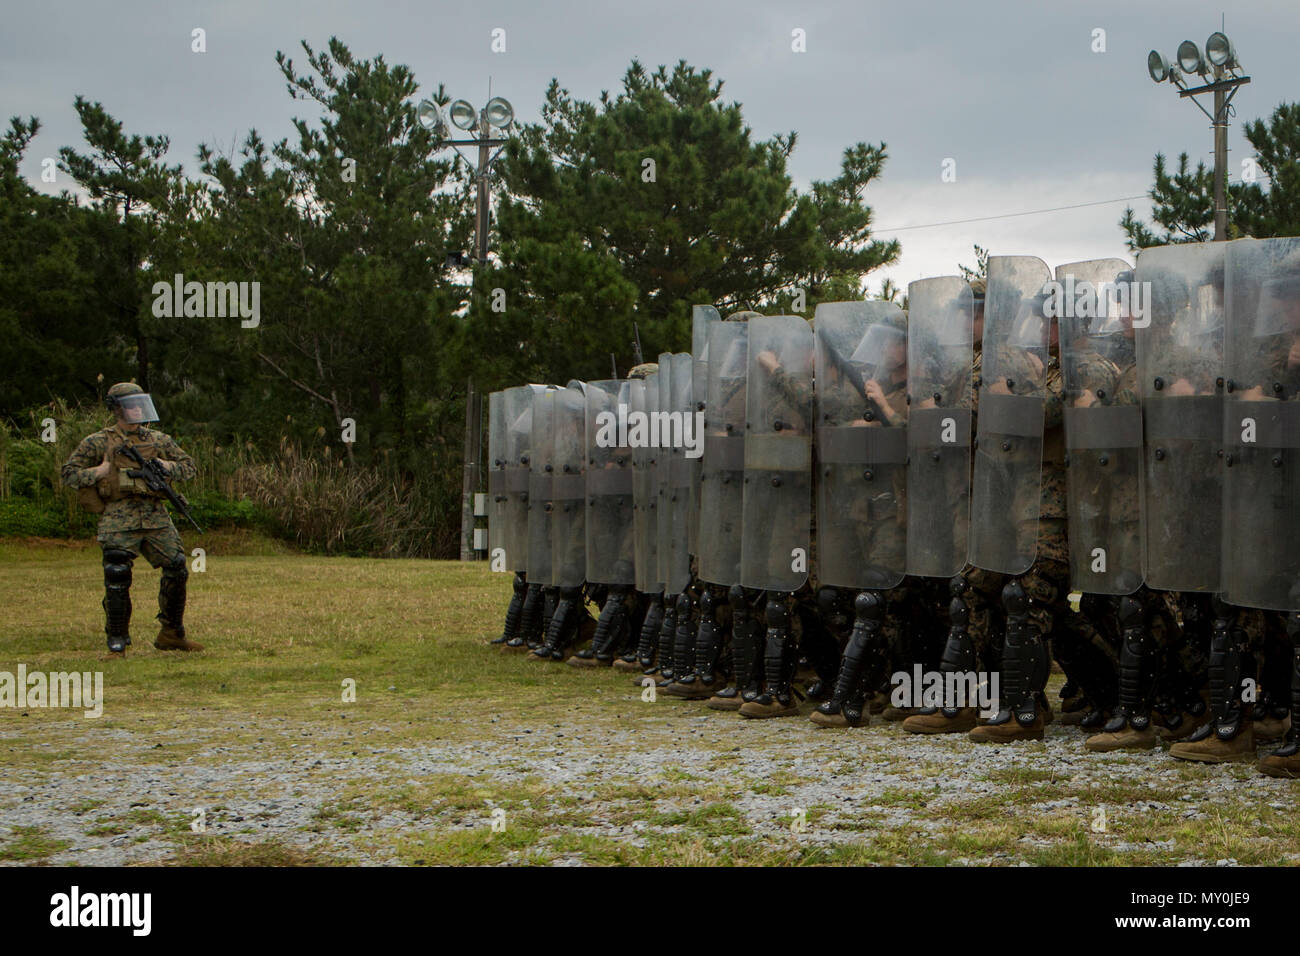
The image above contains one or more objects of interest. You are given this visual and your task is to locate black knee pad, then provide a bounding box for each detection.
[162,552,188,581]
[103,549,133,586]
[766,597,791,630]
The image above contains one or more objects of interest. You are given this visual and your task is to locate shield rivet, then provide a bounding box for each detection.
[771,476,782,487]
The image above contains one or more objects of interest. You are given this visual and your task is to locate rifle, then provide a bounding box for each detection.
[818,329,891,423]
[120,443,204,533]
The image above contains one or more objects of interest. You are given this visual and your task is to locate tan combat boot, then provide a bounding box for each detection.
[1084,724,1159,752]
[155,625,204,652]
[881,705,919,722]
[739,694,800,719]
[969,710,1045,743]
[902,708,978,735]
[706,689,745,712]
[1169,723,1256,763]
[1253,713,1291,743]
[1258,734,1300,778]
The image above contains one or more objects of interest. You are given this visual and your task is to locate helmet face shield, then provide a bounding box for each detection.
[113,392,159,424]
[850,323,905,375]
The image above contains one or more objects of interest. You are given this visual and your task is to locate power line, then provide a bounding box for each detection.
[875,195,1151,233]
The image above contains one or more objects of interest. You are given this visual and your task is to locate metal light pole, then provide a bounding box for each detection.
[417,94,516,560]
[1147,32,1249,241]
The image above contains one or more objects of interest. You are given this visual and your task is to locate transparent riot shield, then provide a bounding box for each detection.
[1223,237,1300,610]
[487,391,508,567]
[690,306,720,556]
[1057,258,1143,595]
[526,386,557,583]
[503,385,540,573]
[631,374,663,594]
[969,255,1053,575]
[1136,242,1226,593]
[815,300,909,590]
[741,315,814,591]
[698,321,748,587]
[585,380,635,587]
[550,382,587,589]
[659,352,695,594]
[655,354,674,592]
[905,277,974,579]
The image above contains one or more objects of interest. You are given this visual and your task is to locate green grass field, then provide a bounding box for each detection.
[0,536,1297,866]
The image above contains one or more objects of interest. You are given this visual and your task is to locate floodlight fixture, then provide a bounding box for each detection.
[484,96,514,129]
[1177,40,1207,76]
[1147,50,1169,83]
[449,99,478,131]
[1206,32,1237,69]
[417,99,447,136]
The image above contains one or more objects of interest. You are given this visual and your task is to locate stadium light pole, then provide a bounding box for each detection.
[1146,32,1249,241]
[419,94,517,560]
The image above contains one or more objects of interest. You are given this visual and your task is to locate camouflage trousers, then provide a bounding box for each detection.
[99,523,187,570]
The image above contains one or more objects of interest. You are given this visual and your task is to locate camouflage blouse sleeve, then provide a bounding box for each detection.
[154,431,198,482]
[770,367,814,418]
[1043,363,1065,430]
[60,431,107,489]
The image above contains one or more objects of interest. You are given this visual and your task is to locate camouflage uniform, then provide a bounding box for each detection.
[61,390,198,654]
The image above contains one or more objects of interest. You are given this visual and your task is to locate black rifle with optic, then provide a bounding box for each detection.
[120,443,204,533]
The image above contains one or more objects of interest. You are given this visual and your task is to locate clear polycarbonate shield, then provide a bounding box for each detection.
[502,386,540,573]
[1223,237,1300,610]
[550,383,587,588]
[1057,258,1143,594]
[1136,242,1226,592]
[815,301,909,590]
[690,306,720,555]
[114,392,160,424]
[487,391,508,566]
[905,277,974,578]
[698,321,748,587]
[969,255,1053,575]
[526,387,557,583]
[585,380,635,587]
[631,374,663,593]
[655,354,673,592]
[657,353,695,594]
[741,315,814,591]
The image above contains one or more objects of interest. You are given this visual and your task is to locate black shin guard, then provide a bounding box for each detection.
[635,594,664,669]
[1102,594,1151,732]
[158,554,188,633]
[1273,606,1300,758]
[815,590,885,723]
[756,596,795,706]
[591,588,630,661]
[691,588,723,686]
[934,577,977,717]
[102,548,133,651]
[512,582,543,648]
[671,591,695,682]
[540,587,581,660]
[724,586,762,701]
[496,572,528,644]
[655,594,676,679]
[996,577,1041,726]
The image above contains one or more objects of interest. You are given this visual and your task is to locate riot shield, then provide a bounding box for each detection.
[1136,242,1226,593]
[690,306,720,556]
[698,321,748,587]
[487,391,508,567]
[905,277,974,579]
[550,382,587,589]
[1057,258,1143,595]
[659,352,695,594]
[741,315,814,591]
[526,386,557,583]
[969,255,1053,575]
[502,385,541,573]
[655,354,673,591]
[585,380,636,587]
[1223,237,1300,610]
[814,300,909,590]
[631,373,663,594]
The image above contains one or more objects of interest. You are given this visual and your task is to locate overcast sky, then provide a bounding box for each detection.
[3,0,1293,294]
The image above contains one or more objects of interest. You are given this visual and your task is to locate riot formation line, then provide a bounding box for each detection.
[485,238,1300,779]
